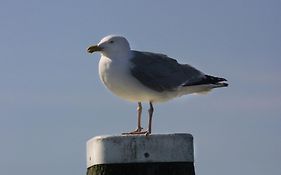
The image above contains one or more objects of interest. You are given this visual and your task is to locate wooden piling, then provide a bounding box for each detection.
[86,133,195,175]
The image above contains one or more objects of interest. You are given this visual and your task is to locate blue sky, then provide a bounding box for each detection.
[0,0,280,175]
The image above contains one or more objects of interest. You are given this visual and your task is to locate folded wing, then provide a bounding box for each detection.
[130,51,209,92]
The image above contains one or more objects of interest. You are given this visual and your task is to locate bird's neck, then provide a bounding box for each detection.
[101,50,132,61]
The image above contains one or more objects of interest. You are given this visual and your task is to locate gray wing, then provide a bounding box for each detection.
[130,51,205,92]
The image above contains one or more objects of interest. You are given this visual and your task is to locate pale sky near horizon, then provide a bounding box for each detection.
[1,1,281,175]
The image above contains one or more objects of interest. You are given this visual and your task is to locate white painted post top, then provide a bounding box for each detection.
[86,133,194,167]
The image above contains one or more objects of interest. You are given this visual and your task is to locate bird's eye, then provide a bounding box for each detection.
[109,40,114,44]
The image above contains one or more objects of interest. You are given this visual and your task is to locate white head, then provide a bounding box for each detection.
[87,35,131,58]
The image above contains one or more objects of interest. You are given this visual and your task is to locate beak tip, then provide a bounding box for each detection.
[87,48,93,53]
[87,45,102,53]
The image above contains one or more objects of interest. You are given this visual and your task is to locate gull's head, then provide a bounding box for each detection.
[87,35,130,57]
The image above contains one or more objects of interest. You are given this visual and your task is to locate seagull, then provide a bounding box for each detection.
[87,35,228,135]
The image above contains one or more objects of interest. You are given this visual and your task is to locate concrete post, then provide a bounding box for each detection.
[86,133,195,175]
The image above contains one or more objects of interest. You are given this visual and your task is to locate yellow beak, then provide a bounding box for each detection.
[87,45,102,53]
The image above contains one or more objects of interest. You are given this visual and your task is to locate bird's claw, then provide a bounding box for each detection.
[128,127,143,133]
[122,128,151,136]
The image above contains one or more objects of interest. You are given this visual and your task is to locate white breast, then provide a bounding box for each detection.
[98,55,164,102]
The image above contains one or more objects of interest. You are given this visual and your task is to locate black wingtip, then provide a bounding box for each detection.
[182,75,228,87]
[206,75,227,82]
[214,76,228,88]
[219,82,229,87]
[204,75,228,86]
